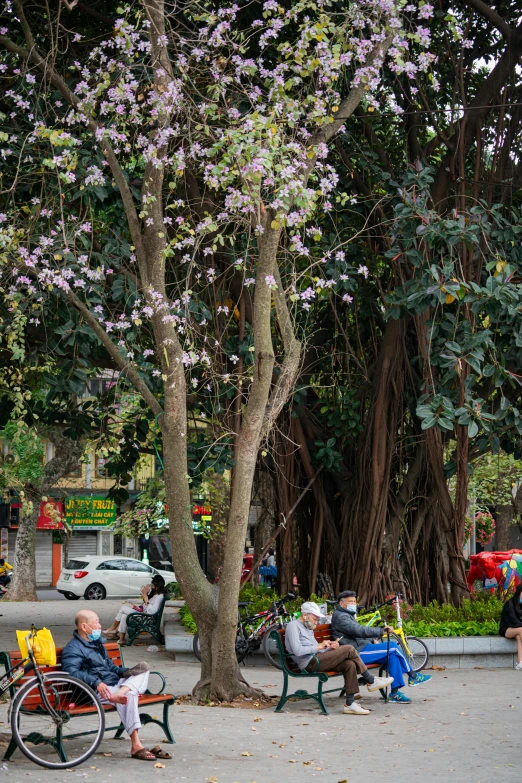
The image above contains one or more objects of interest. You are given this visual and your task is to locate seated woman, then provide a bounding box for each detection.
[499,583,522,670]
[104,574,167,644]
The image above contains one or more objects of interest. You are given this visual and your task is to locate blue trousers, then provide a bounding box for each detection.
[358,642,411,690]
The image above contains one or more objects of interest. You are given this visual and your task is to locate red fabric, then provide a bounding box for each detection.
[466,550,522,591]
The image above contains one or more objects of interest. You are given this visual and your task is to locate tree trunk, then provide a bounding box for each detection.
[7,500,39,601]
[7,432,84,602]
[494,504,513,551]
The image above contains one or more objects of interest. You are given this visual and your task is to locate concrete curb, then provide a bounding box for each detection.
[423,635,518,669]
[164,623,519,668]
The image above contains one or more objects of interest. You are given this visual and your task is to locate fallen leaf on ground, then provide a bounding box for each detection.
[459,712,468,716]
[154,762,165,768]
[288,759,297,763]
[102,753,112,757]
[241,751,253,757]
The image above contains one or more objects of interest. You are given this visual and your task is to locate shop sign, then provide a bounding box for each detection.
[37,500,65,530]
[65,496,117,530]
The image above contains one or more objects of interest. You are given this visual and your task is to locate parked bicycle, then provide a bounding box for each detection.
[0,625,105,769]
[193,592,296,668]
[358,593,429,672]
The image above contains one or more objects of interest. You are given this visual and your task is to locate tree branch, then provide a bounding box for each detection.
[465,0,513,41]
[66,289,163,417]
[262,265,302,437]
[0,26,149,286]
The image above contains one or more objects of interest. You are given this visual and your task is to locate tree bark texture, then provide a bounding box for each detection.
[7,433,84,602]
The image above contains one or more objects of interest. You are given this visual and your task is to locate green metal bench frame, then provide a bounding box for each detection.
[126,596,166,646]
[0,642,175,763]
[269,626,388,715]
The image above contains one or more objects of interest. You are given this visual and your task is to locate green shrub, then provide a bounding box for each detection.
[402,594,503,625]
[404,620,499,637]
[179,603,197,634]
[178,585,321,634]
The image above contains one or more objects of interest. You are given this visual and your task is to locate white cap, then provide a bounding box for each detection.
[300,601,326,619]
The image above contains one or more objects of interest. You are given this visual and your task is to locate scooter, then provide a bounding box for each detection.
[0,572,11,597]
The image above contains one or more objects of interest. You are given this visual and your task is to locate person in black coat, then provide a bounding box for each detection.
[499,583,522,669]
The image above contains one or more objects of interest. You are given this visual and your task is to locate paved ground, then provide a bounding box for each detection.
[0,600,519,782]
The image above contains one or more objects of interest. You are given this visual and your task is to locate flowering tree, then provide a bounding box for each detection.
[0,0,433,698]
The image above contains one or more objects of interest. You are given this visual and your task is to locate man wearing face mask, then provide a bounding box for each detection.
[284,601,393,714]
[62,609,168,761]
[331,591,431,705]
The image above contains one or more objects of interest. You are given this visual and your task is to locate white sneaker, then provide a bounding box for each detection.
[343,702,370,715]
[515,662,522,670]
[367,675,394,692]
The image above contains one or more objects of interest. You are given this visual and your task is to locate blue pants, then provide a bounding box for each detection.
[358,642,411,691]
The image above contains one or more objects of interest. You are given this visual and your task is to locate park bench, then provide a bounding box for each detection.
[0,641,175,762]
[126,596,167,646]
[269,624,389,715]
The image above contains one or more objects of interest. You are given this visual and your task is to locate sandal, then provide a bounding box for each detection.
[131,748,156,761]
[149,745,172,759]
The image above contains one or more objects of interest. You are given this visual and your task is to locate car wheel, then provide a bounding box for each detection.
[85,583,106,600]
[64,594,80,600]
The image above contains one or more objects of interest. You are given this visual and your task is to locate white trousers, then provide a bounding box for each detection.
[115,605,140,634]
[104,671,149,736]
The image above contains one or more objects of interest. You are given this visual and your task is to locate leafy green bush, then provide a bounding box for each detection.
[402,594,503,625]
[404,620,499,637]
[178,585,321,634]
[179,603,197,634]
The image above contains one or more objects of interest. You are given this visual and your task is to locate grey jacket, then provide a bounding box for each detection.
[284,619,319,669]
[330,606,383,652]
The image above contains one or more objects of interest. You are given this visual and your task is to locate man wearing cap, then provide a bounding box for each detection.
[285,601,393,714]
[331,591,432,705]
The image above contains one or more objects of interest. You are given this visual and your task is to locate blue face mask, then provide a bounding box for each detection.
[519,597,522,604]
[86,626,102,642]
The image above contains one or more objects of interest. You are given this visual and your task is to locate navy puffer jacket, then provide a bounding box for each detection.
[61,631,127,689]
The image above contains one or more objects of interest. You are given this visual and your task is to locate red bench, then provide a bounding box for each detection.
[0,642,175,762]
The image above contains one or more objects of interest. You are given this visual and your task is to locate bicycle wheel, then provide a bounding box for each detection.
[193,630,250,663]
[261,623,284,669]
[387,632,429,673]
[11,673,105,770]
[403,636,429,672]
[193,632,202,662]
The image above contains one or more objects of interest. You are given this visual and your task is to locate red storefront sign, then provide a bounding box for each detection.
[37,500,64,529]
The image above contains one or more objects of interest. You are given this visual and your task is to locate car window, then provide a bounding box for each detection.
[65,560,89,570]
[126,560,153,573]
[97,559,129,571]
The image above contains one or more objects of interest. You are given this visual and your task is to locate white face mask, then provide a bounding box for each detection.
[344,604,357,614]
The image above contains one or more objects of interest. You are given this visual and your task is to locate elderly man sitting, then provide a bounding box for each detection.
[284,601,393,715]
[62,609,170,762]
[331,591,431,705]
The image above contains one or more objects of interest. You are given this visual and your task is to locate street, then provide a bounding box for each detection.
[0,599,519,783]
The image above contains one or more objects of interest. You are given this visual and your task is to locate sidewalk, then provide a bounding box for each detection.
[1,601,519,782]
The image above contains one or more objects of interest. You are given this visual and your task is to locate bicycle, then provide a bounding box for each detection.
[0,625,105,769]
[358,593,429,672]
[193,592,296,669]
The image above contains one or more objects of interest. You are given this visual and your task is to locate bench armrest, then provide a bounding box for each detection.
[145,671,166,695]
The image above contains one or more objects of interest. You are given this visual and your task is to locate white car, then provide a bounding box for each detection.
[56,556,176,601]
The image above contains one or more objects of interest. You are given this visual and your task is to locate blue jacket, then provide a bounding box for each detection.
[61,631,127,689]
